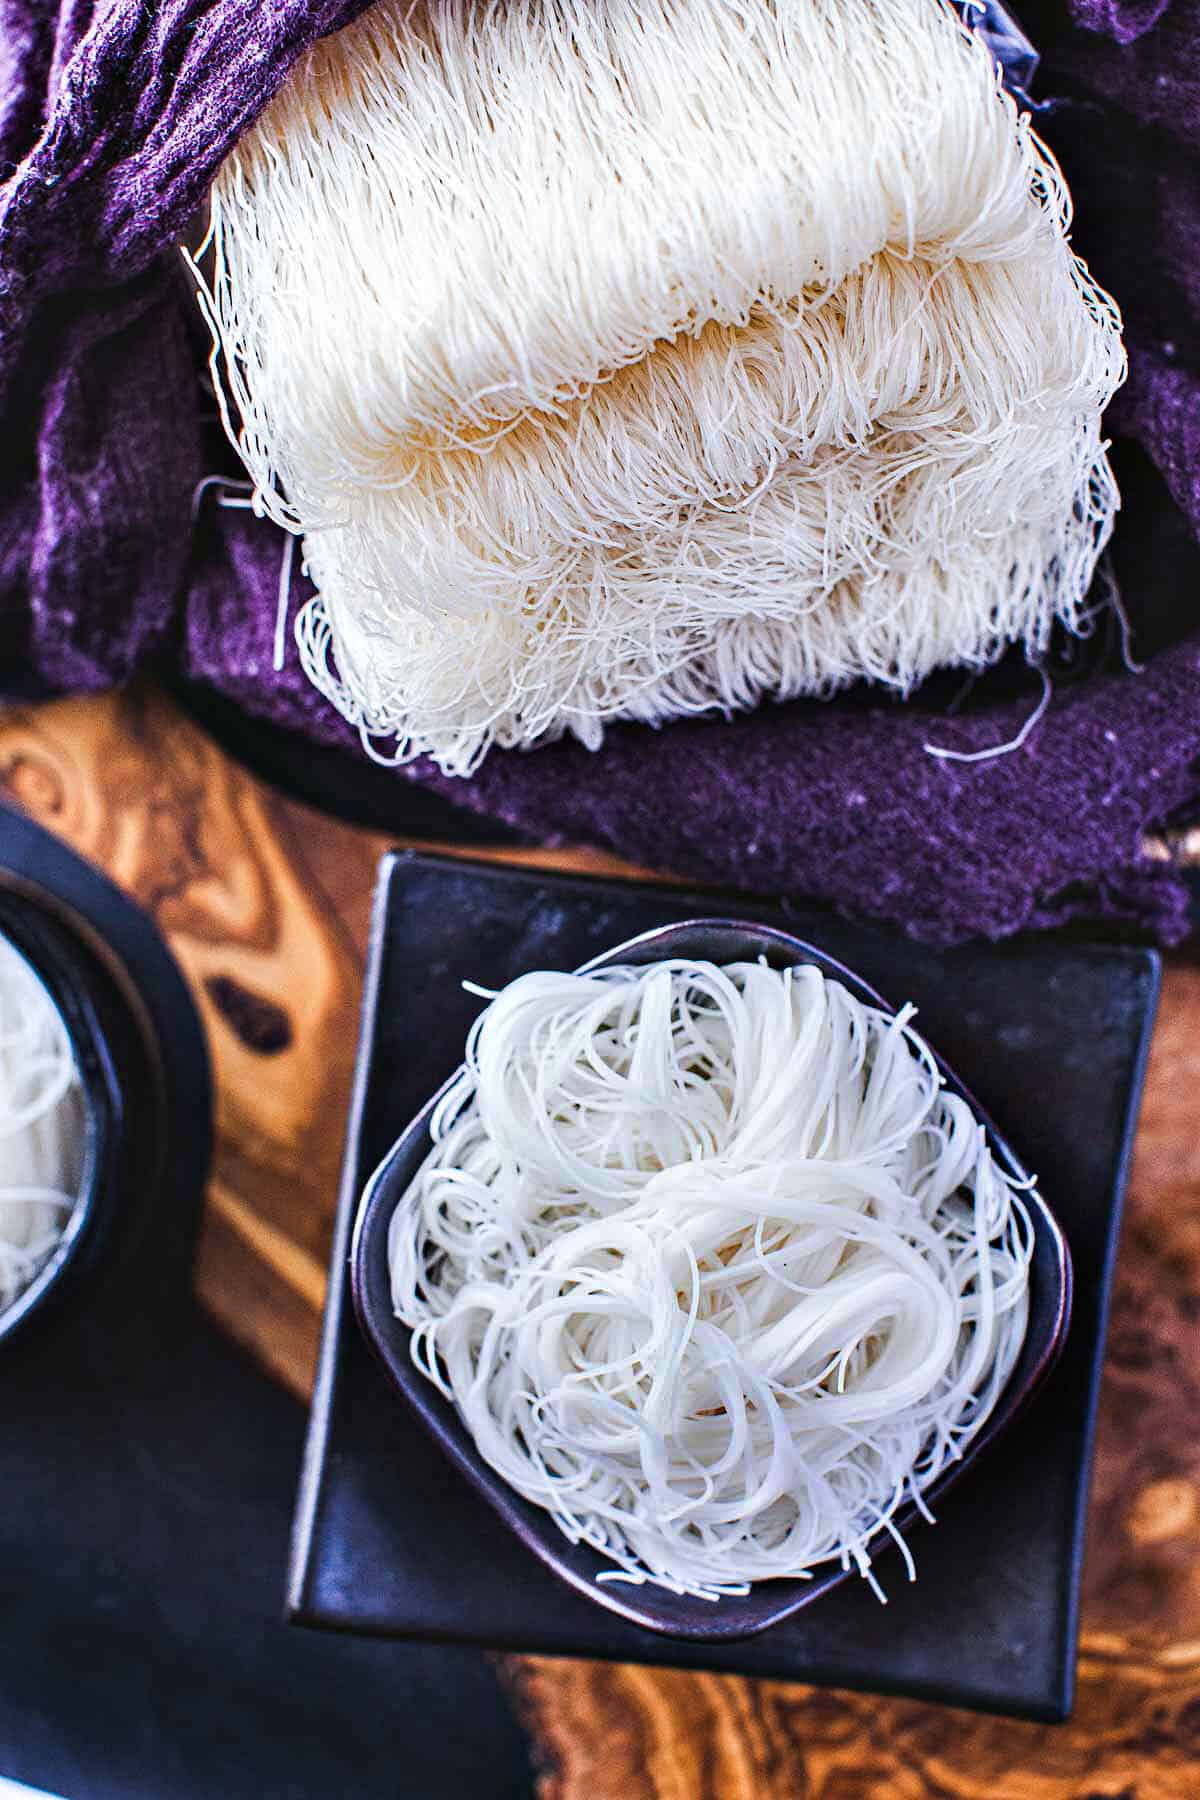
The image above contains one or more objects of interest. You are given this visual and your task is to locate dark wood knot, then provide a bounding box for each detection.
[204,975,292,1055]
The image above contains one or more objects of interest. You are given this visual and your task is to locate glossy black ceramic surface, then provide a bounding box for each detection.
[290,851,1159,1721]
[352,917,1073,1642]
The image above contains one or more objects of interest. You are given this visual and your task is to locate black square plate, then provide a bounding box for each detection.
[288,851,1160,1721]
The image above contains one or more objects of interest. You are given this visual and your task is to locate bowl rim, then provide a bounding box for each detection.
[351,916,1074,1641]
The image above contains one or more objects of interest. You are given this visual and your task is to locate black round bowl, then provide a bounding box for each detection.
[0,805,212,1348]
[352,917,1074,1642]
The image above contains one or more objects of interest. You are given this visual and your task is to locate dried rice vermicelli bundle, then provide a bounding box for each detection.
[195,0,1126,775]
[386,960,1033,1598]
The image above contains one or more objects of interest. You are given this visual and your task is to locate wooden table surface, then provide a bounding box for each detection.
[4,682,1200,1800]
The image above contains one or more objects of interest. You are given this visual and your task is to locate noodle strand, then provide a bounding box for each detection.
[386,959,1033,1599]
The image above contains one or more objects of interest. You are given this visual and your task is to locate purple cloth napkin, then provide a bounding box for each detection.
[2,0,1199,944]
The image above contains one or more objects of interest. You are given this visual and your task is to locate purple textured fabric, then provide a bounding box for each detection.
[3,0,1200,945]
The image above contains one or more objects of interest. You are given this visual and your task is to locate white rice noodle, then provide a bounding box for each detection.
[386,959,1034,1599]
[195,0,1125,774]
[0,935,84,1316]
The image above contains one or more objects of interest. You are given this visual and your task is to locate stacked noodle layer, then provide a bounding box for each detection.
[198,0,1126,773]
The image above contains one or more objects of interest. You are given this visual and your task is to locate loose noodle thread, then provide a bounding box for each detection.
[386,960,1033,1600]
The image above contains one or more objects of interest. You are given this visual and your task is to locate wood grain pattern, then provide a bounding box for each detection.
[0,684,646,1391]
[3,681,1199,1799]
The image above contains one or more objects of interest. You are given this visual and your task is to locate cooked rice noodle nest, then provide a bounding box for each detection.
[0,936,85,1315]
[386,958,1034,1599]
[196,0,1125,775]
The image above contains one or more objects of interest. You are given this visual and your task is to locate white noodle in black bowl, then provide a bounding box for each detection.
[352,918,1073,1641]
